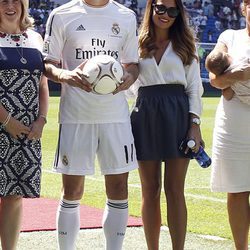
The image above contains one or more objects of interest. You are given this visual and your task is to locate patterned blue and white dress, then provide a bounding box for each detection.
[0,29,44,198]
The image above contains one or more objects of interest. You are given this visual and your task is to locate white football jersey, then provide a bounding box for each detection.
[44,0,138,123]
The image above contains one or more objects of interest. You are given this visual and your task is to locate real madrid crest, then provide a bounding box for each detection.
[112,23,120,35]
[62,155,69,166]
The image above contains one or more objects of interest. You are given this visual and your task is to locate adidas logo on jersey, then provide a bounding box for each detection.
[76,24,86,31]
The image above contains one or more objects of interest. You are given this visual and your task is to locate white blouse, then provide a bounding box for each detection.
[129,42,203,116]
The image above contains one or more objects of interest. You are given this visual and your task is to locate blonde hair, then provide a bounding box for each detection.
[138,0,198,65]
[205,51,230,75]
[20,0,34,30]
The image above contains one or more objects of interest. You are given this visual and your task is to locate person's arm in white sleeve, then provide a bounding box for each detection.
[184,58,204,152]
[185,58,204,117]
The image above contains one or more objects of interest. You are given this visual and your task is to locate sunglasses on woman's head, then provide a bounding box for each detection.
[152,4,179,18]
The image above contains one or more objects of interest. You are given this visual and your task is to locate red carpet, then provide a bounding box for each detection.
[21,198,142,232]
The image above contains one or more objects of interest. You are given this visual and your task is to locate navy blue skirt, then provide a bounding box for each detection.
[131,84,189,161]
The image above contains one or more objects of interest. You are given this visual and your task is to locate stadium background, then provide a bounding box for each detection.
[31,0,242,95]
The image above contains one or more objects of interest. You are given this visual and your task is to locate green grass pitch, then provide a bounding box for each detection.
[40,96,241,241]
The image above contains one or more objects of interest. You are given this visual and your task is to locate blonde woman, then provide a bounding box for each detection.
[130,0,203,249]
[208,1,250,249]
[0,0,48,249]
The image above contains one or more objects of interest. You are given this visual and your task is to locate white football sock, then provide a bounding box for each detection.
[57,199,80,250]
[102,199,129,250]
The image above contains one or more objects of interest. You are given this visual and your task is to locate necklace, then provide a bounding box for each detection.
[16,46,27,64]
[15,38,27,64]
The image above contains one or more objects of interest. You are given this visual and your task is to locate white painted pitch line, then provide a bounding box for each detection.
[42,169,226,203]
[160,226,228,241]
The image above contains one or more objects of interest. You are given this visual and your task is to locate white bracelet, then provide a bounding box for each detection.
[2,113,11,127]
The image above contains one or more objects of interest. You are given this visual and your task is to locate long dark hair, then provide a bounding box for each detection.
[139,0,198,65]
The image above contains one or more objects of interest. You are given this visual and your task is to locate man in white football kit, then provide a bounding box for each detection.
[43,0,139,249]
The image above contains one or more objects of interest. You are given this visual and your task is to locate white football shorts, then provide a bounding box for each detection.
[53,122,138,175]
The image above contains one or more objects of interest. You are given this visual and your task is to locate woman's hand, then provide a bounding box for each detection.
[27,117,46,140]
[5,117,30,139]
[186,123,202,153]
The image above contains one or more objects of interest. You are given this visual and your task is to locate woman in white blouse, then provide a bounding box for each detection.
[130,0,203,249]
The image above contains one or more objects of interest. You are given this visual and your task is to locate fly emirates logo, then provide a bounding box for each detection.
[75,38,119,60]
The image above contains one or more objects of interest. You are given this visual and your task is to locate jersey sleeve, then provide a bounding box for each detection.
[120,13,138,64]
[43,11,65,64]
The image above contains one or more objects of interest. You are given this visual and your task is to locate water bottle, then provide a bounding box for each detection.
[187,140,211,168]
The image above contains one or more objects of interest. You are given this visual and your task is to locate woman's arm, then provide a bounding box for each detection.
[208,42,250,89]
[27,75,49,140]
[184,57,203,153]
[0,104,30,139]
[209,67,250,90]
[38,75,49,123]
